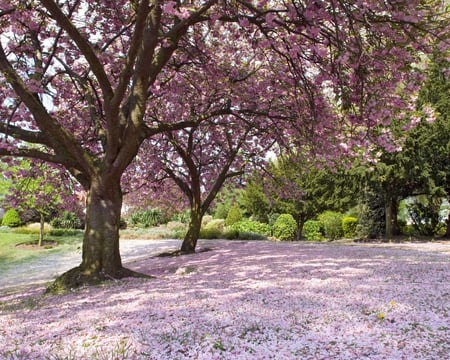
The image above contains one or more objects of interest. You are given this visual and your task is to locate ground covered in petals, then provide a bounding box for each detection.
[1,240,449,359]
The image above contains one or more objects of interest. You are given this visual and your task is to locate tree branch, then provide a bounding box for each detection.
[40,0,114,102]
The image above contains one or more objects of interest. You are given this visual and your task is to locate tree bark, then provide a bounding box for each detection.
[38,212,45,247]
[180,204,203,254]
[385,197,393,240]
[80,176,123,274]
[47,174,147,293]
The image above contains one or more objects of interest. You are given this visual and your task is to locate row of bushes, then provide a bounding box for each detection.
[199,212,358,242]
[302,212,358,241]
[1,209,84,230]
[197,214,299,241]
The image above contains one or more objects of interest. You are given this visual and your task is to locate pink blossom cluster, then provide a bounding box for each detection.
[1,241,448,359]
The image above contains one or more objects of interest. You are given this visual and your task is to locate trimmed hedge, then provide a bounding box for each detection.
[273,214,297,241]
[302,220,323,241]
[318,211,344,240]
[342,216,358,238]
[1,209,21,228]
[231,220,271,236]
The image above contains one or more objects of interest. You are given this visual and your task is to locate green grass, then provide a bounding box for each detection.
[0,230,82,274]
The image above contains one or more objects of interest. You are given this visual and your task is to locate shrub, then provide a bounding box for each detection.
[129,208,163,228]
[273,214,297,241]
[199,227,222,239]
[342,216,358,238]
[318,211,344,240]
[50,211,82,229]
[1,209,22,227]
[172,210,191,224]
[203,219,225,232]
[223,228,239,240]
[302,220,323,241]
[407,196,444,236]
[201,215,213,226]
[231,219,271,236]
[225,204,242,226]
[166,221,187,232]
[199,218,225,239]
[236,231,267,240]
[49,229,82,236]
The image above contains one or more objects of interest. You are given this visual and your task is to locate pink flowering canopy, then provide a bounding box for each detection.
[0,0,445,168]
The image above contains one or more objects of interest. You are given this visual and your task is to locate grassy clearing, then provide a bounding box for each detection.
[0,230,82,274]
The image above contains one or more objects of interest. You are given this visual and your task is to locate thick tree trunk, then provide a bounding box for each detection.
[80,176,123,274]
[180,205,203,254]
[47,175,147,293]
[385,197,400,240]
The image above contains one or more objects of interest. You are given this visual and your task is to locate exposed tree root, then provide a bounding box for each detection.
[156,247,212,257]
[45,266,153,294]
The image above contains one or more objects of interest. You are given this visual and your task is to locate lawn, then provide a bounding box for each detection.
[0,240,449,359]
[0,230,82,275]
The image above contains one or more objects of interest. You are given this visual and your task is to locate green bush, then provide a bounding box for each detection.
[342,216,358,238]
[225,204,242,226]
[318,211,344,240]
[129,208,164,228]
[50,211,82,229]
[407,196,444,236]
[273,214,297,241]
[203,219,225,232]
[11,227,43,235]
[302,220,323,241]
[236,231,267,240]
[172,210,191,224]
[199,227,222,239]
[49,229,82,236]
[1,209,22,227]
[231,219,271,236]
[223,228,239,240]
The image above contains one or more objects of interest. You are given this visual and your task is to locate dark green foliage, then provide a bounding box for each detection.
[342,216,358,238]
[1,209,21,227]
[212,184,242,220]
[49,229,82,236]
[354,192,385,239]
[50,211,82,229]
[407,196,444,236]
[223,228,239,240]
[130,208,164,228]
[236,231,267,240]
[225,204,242,226]
[232,219,271,236]
[318,211,344,240]
[273,214,297,241]
[302,220,323,241]
[238,179,270,222]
